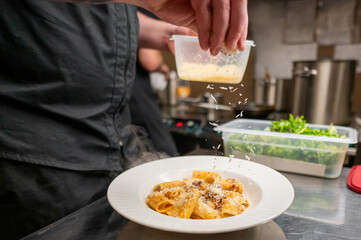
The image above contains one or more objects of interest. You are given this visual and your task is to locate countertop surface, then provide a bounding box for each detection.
[23,167,361,240]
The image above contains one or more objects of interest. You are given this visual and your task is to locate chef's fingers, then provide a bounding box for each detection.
[237,24,248,51]
[209,0,231,55]
[191,0,212,51]
[225,0,248,51]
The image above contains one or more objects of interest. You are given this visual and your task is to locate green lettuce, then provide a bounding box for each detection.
[265,114,341,137]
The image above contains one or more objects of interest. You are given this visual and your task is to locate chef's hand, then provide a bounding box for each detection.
[137,12,196,55]
[138,0,248,55]
[66,0,248,55]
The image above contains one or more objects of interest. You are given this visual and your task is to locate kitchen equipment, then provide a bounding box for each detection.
[234,102,275,119]
[355,128,361,165]
[176,78,191,99]
[291,60,356,125]
[254,78,293,112]
[215,119,358,178]
[347,165,361,194]
[156,71,178,107]
[168,71,178,106]
[202,92,224,105]
[159,71,193,106]
[149,72,167,91]
[171,35,255,84]
[161,99,234,155]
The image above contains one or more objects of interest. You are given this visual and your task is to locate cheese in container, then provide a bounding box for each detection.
[171,35,255,84]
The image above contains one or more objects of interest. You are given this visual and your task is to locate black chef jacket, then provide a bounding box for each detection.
[0,0,139,171]
[129,60,178,157]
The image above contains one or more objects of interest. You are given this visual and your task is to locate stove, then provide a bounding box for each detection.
[162,103,234,155]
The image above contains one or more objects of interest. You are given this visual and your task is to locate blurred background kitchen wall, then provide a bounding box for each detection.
[163,0,361,112]
[249,0,361,113]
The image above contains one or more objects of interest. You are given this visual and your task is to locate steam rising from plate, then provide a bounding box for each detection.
[119,125,170,170]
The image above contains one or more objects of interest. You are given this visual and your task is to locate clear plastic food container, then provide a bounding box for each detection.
[215,119,358,178]
[171,35,255,84]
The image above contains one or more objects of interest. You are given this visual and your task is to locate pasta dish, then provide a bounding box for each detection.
[146,171,249,219]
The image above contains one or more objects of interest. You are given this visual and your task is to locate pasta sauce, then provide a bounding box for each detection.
[146,171,249,219]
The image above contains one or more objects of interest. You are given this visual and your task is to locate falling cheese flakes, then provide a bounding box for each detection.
[206,84,215,90]
[209,121,219,127]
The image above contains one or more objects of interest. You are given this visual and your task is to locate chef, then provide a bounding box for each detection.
[0,0,248,239]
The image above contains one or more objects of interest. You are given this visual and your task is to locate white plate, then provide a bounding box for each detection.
[107,155,294,234]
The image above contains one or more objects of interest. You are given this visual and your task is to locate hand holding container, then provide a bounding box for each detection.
[172,35,255,84]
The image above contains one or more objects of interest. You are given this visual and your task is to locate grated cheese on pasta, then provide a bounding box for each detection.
[146,171,249,219]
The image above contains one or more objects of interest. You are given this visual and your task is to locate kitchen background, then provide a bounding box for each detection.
[158,0,361,163]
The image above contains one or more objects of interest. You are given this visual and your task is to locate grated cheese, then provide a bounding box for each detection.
[179,63,244,83]
[147,172,249,219]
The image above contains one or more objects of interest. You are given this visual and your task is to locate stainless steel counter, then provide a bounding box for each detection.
[23,168,361,240]
[275,169,361,239]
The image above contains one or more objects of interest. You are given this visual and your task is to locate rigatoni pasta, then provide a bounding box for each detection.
[146,171,249,219]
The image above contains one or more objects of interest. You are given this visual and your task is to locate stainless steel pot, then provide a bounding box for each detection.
[156,71,177,106]
[291,60,356,125]
[254,78,293,112]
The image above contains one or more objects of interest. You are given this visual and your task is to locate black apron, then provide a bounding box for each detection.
[0,0,139,171]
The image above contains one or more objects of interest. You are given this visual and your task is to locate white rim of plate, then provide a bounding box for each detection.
[107,155,294,234]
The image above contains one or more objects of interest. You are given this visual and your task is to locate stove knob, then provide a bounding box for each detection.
[186,120,195,128]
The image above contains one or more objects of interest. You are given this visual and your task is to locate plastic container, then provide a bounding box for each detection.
[171,35,255,84]
[215,119,358,178]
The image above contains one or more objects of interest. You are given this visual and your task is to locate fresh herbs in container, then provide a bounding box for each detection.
[215,115,357,178]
